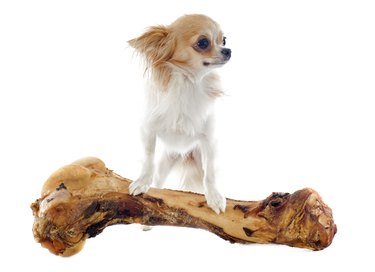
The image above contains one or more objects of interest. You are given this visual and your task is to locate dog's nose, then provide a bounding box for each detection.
[221,48,231,61]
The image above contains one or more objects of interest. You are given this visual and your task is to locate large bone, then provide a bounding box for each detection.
[31,157,336,256]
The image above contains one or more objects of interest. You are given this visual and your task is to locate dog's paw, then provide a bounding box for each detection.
[129,178,151,195]
[205,189,226,214]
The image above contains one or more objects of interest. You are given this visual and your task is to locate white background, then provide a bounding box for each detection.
[1,0,374,270]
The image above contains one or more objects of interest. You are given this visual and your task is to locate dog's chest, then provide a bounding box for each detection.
[149,81,213,139]
[163,90,209,134]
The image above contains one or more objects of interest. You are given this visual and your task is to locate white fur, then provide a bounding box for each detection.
[129,71,226,214]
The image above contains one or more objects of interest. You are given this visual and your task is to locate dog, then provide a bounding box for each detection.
[128,14,231,214]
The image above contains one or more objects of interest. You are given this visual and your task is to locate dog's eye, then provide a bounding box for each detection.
[223,37,227,46]
[197,38,210,50]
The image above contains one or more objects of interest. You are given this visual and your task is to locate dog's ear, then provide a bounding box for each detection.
[128,26,175,68]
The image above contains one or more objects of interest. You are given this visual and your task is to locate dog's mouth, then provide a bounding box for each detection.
[203,61,228,66]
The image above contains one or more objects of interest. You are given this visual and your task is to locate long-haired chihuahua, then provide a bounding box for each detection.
[128,14,231,214]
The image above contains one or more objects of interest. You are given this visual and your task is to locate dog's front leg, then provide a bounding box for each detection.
[199,136,226,214]
[129,128,156,195]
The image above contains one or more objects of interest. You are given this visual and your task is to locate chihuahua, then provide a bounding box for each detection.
[128,14,231,214]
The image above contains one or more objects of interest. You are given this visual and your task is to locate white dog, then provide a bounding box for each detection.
[128,14,231,214]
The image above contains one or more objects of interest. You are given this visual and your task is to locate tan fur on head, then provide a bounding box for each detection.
[128,26,175,88]
[128,26,174,65]
[128,14,230,90]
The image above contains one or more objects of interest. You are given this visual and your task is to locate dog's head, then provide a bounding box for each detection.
[129,14,231,84]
